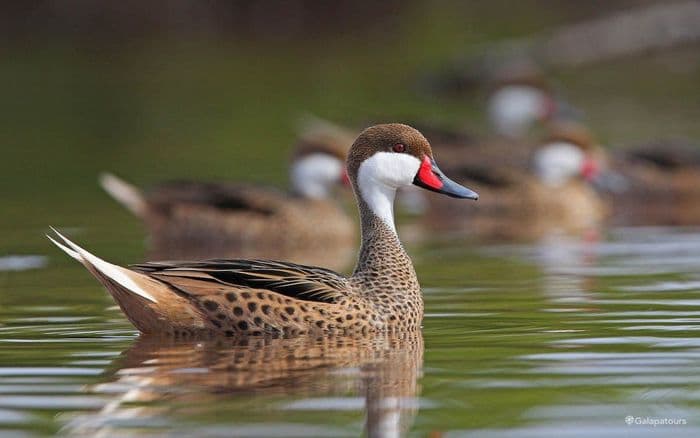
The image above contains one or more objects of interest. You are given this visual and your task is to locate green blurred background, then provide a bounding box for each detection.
[2,0,699,233]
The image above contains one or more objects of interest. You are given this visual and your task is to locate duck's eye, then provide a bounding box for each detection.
[392,143,406,153]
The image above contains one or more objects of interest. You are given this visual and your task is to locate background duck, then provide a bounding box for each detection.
[608,138,700,226]
[422,122,607,241]
[49,124,479,337]
[486,70,558,139]
[100,125,355,269]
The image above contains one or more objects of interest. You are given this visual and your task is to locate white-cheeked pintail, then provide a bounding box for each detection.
[423,121,607,241]
[48,124,478,336]
[98,125,355,267]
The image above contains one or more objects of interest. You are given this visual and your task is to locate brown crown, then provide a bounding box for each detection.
[546,121,596,151]
[346,124,433,178]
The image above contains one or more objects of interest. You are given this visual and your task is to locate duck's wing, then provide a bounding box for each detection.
[448,164,521,189]
[624,140,700,170]
[100,177,288,219]
[145,181,289,217]
[406,121,476,146]
[131,259,350,304]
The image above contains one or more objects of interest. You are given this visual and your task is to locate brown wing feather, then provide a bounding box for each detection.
[147,181,287,216]
[131,260,349,304]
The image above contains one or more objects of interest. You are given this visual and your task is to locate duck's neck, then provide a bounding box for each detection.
[351,185,419,293]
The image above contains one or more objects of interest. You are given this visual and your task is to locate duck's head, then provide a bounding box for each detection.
[347,124,478,223]
[290,122,354,199]
[487,81,556,138]
[533,122,602,187]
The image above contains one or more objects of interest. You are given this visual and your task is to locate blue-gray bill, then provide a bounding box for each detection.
[413,156,479,200]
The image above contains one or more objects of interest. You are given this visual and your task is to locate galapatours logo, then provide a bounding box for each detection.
[625,415,687,426]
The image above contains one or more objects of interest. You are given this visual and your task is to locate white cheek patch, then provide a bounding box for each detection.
[357,152,422,232]
[488,85,547,137]
[359,152,422,189]
[290,153,344,199]
[534,142,585,187]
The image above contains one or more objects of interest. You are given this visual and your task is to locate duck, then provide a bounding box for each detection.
[608,138,700,226]
[99,124,355,268]
[423,122,607,241]
[48,124,478,336]
[486,76,557,139]
[422,63,566,138]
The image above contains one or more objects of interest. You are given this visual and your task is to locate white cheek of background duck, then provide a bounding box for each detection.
[357,152,422,232]
[534,142,586,187]
[488,85,548,137]
[290,153,344,199]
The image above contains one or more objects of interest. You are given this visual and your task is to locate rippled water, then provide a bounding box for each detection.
[1,225,700,436]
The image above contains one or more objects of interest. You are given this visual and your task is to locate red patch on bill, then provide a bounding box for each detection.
[581,157,599,181]
[418,156,443,189]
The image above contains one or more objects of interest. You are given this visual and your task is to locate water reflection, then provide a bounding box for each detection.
[64,332,424,437]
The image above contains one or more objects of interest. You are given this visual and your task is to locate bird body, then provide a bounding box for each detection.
[99,131,354,267]
[49,124,478,336]
[424,122,607,241]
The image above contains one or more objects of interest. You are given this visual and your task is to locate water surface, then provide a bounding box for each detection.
[1,224,699,436]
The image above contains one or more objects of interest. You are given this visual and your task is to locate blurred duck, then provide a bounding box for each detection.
[409,78,556,153]
[423,122,607,241]
[609,138,700,226]
[421,66,568,141]
[486,76,557,139]
[409,72,582,175]
[100,123,356,268]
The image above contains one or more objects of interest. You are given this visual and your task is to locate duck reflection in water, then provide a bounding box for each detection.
[63,332,424,437]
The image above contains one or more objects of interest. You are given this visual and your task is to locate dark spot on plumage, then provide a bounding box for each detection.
[316,321,325,328]
[225,330,234,337]
[241,292,251,299]
[247,302,257,312]
[261,305,271,315]
[285,307,295,315]
[253,317,263,326]
[203,300,219,311]
[210,319,222,328]
[216,313,226,320]
[233,307,243,316]
[346,314,353,320]
[237,321,249,330]
[256,292,265,299]
[225,293,237,302]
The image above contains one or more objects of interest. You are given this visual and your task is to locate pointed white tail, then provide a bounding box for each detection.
[98,173,147,217]
[47,227,157,303]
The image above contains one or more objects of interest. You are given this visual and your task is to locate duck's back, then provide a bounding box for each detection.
[142,181,356,267]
